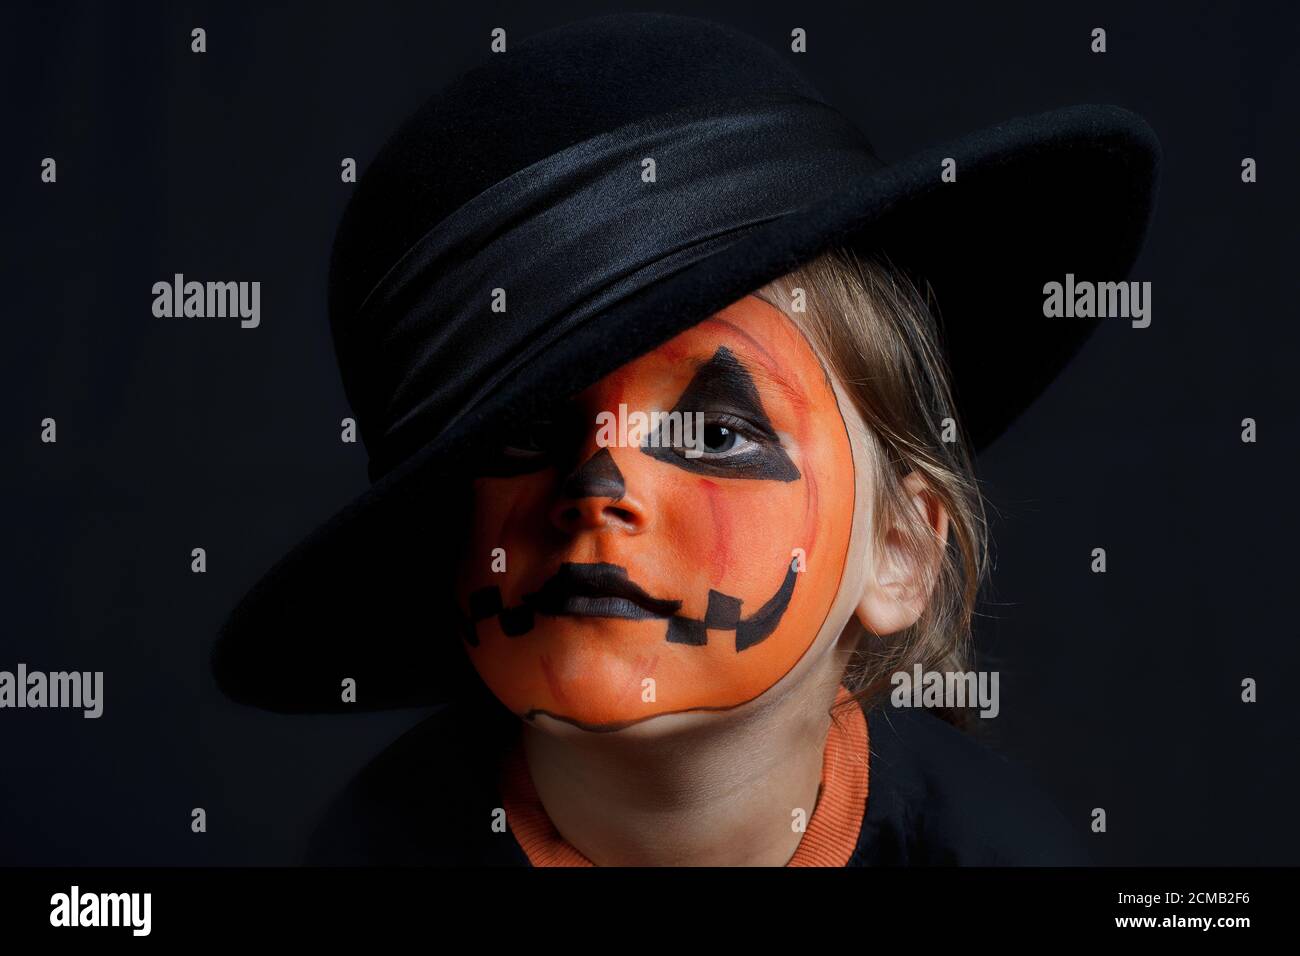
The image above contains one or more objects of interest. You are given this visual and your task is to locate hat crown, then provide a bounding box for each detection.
[328,14,828,435]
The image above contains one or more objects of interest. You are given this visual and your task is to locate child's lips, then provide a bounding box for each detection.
[537,594,667,620]
[522,562,683,619]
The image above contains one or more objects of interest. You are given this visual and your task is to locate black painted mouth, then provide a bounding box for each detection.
[522,563,683,620]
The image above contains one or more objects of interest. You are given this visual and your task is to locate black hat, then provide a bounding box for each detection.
[212,12,1160,713]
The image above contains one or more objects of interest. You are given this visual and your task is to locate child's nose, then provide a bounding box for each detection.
[548,442,650,535]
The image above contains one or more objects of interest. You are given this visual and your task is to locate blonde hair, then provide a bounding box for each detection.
[752,247,990,732]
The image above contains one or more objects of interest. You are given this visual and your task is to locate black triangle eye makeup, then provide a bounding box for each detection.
[639,345,801,481]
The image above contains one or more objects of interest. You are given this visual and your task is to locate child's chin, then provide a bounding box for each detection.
[472,616,805,729]
[490,642,704,731]
[521,702,725,738]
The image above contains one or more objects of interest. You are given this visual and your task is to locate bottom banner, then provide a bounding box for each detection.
[0,866,1279,941]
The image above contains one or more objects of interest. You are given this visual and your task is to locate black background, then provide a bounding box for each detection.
[3,0,1297,866]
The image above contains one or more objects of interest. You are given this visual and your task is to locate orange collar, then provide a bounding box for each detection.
[497,684,869,866]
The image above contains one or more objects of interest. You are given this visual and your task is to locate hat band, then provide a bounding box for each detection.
[352,92,882,481]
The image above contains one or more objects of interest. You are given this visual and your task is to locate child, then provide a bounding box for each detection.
[305,247,1086,866]
[213,13,1156,867]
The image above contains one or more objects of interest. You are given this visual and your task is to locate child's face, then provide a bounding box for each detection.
[454,295,859,731]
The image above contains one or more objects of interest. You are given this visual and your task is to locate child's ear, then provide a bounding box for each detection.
[854,470,949,637]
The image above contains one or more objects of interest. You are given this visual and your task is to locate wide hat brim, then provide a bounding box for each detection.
[213,103,1159,713]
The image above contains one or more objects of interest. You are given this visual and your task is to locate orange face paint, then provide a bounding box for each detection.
[453,295,856,731]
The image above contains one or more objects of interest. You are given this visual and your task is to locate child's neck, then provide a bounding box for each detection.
[516,657,845,866]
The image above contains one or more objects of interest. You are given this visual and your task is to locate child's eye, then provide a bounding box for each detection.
[468,416,572,477]
[500,419,560,458]
[686,415,760,459]
[641,410,800,481]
